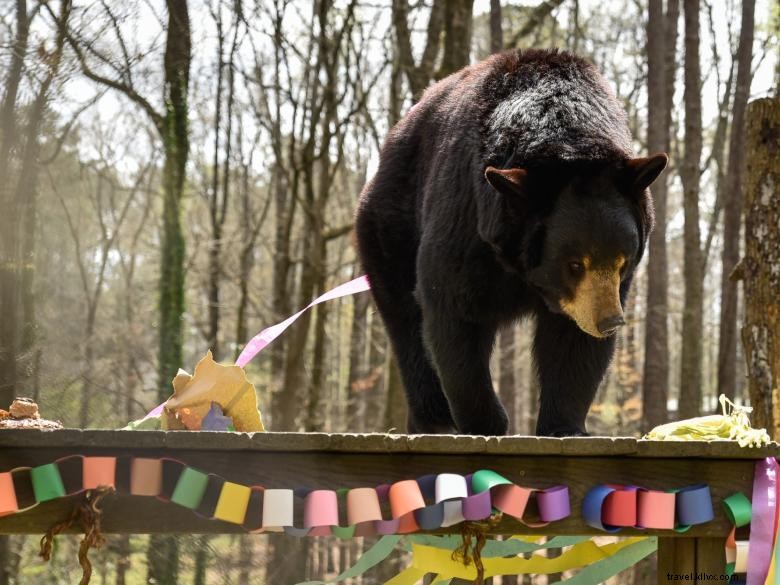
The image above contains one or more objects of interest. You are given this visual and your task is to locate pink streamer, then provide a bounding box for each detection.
[138,275,371,421]
[747,457,777,585]
[235,275,370,367]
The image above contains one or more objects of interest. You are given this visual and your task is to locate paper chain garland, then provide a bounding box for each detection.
[0,456,571,536]
[582,484,714,533]
[723,491,752,577]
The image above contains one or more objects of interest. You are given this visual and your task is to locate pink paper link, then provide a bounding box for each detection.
[234,275,371,368]
[747,457,777,585]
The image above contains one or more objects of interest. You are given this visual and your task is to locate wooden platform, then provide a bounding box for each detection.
[0,430,774,581]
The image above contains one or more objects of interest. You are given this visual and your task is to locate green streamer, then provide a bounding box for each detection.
[551,537,658,585]
[296,535,401,585]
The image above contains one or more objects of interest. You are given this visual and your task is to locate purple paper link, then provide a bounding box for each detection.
[375,484,391,499]
[374,518,401,535]
[747,458,777,585]
[537,485,571,522]
[462,491,493,521]
[355,522,377,537]
[465,474,474,496]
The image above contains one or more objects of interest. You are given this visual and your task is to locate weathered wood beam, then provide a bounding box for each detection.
[0,431,770,536]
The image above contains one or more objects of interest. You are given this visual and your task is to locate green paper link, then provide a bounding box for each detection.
[171,467,209,509]
[550,537,658,585]
[331,525,356,539]
[31,463,66,503]
[723,492,752,528]
[295,535,401,585]
[471,470,512,494]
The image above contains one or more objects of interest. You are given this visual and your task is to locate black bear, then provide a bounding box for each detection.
[355,49,667,436]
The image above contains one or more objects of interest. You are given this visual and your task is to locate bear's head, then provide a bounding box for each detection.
[481,154,667,338]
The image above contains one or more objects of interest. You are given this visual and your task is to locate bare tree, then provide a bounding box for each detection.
[392,0,444,99]
[679,0,704,418]
[0,0,32,407]
[439,0,475,78]
[642,0,678,430]
[490,0,503,53]
[717,0,756,399]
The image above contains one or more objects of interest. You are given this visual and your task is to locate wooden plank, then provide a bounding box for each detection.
[0,434,756,535]
[657,537,695,584]
[0,430,775,459]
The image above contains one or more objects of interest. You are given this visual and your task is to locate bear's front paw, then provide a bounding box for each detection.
[456,411,509,436]
[537,427,589,437]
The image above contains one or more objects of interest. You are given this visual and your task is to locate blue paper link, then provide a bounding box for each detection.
[676,484,714,527]
[414,502,445,530]
[582,485,621,533]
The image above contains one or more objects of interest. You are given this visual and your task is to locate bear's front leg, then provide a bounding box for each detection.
[533,308,617,436]
[422,312,509,436]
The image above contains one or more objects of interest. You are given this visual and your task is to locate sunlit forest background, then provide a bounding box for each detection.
[0,0,778,582]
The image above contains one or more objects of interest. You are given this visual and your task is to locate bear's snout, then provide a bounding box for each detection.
[597,314,626,336]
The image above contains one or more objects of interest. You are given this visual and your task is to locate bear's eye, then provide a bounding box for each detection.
[568,261,584,275]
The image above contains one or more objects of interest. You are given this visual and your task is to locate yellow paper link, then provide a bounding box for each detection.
[402,537,646,580]
[214,481,252,525]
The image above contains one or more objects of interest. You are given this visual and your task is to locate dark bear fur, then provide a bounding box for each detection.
[355,49,667,436]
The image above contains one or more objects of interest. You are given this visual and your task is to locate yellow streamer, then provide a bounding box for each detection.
[386,537,647,584]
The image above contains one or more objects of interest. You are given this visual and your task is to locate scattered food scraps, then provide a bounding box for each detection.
[162,351,264,432]
[0,398,62,430]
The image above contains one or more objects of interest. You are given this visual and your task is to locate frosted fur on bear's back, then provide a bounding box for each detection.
[479,50,634,167]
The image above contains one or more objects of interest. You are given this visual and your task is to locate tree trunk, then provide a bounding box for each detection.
[642,0,677,431]
[156,0,191,404]
[0,0,29,408]
[346,288,370,430]
[717,0,756,399]
[114,535,130,585]
[148,4,190,583]
[679,0,704,419]
[384,354,407,432]
[489,0,503,54]
[206,22,224,360]
[741,98,780,438]
[237,536,253,582]
[306,267,328,432]
[365,315,387,430]
[269,167,296,429]
[439,0,474,78]
[193,535,209,585]
[146,535,179,585]
[498,327,516,434]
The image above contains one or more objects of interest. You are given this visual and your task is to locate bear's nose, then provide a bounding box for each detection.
[597,315,626,336]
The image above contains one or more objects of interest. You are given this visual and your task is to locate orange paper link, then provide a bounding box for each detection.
[83,457,117,490]
[0,473,17,516]
[637,489,675,529]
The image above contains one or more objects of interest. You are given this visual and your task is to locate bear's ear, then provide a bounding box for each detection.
[485,166,528,197]
[624,153,668,192]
